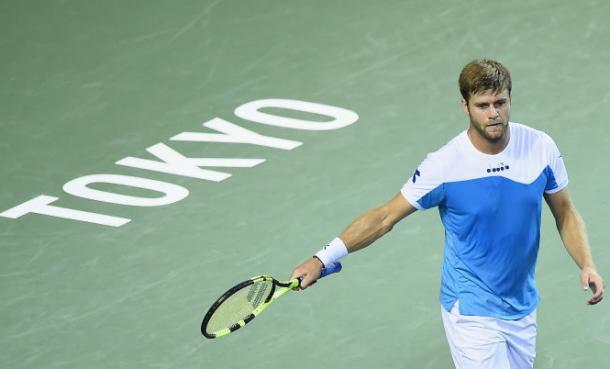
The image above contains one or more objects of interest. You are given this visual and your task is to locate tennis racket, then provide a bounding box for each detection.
[201,261,342,339]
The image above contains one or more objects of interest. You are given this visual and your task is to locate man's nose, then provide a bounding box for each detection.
[488,106,499,119]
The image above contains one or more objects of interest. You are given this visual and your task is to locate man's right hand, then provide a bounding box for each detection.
[290,257,324,290]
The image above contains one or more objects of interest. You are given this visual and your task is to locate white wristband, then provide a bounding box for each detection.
[315,237,348,267]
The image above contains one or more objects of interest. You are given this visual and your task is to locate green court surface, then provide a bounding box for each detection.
[2,1,609,368]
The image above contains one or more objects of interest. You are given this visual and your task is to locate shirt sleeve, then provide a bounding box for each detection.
[542,133,569,194]
[400,153,445,210]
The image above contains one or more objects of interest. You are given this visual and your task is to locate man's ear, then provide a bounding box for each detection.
[460,98,469,115]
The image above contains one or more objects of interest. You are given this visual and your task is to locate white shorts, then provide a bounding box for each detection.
[441,302,537,369]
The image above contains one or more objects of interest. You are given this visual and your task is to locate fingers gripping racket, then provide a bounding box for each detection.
[201,262,342,339]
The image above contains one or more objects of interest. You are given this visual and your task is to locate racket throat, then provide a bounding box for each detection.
[264,284,277,303]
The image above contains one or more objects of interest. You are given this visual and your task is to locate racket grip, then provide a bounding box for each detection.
[319,261,342,278]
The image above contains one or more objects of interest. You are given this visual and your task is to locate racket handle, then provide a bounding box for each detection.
[319,261,342,278]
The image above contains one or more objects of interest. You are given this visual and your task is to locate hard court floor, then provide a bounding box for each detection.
[1,1,609,368]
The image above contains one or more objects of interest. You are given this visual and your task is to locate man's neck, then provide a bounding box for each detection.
[467,126,511,155]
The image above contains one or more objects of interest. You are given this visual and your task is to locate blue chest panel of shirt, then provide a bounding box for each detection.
[419,166,557,318]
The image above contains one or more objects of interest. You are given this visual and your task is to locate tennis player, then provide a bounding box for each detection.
[291,59,605,369]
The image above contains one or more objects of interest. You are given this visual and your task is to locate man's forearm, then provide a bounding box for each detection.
[313,193,415,269]
[339,206,398,253]
[557,207,595,270]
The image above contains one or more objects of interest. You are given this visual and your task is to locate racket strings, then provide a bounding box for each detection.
[206,279,274,334]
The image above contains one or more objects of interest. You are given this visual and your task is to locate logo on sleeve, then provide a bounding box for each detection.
[412,169,421,183]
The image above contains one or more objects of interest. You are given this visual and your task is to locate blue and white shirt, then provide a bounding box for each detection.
[401,122,568,320]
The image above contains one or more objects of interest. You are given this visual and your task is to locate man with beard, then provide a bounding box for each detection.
[291,59,604,369]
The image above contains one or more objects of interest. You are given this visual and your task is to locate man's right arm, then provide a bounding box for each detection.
[291,193,417,288]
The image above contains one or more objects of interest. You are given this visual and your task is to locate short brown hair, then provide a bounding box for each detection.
[459,59,512,102]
